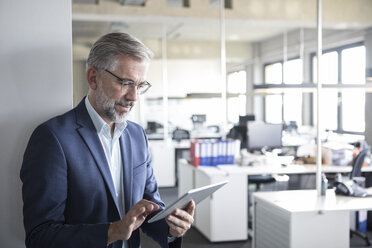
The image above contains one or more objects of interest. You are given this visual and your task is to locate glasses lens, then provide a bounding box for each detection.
[121,82,151,94]
[137,83,151,95]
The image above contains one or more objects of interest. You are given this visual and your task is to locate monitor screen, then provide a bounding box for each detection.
[239,115,255,126]
[247,122,283,151]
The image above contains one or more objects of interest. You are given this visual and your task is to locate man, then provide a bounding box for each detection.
[20,32,194,248]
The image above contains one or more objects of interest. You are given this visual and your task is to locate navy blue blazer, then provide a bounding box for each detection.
[20,98,181,248]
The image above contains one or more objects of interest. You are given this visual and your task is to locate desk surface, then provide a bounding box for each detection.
[253,189,372,213]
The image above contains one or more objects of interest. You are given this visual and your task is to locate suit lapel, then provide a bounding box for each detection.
[120,129,133,214]
[74,99,121,216]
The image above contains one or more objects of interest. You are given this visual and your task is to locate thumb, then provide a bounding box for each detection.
[185,200,195,216]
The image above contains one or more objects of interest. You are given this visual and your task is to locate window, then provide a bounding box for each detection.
[264,58,303,125]
[265,95,282,124]
[283,93,302,125]
[227,70,246,124]
[283,59,302,84]
[227,70,246,93]
[313,91,338,131]
[265,63,282,84]
[341,46,366,132]
[311,43,365,134]
[312,52,339,131]
[312,52,338,84]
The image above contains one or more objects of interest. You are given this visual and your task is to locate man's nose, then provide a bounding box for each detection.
[125,86,138,102]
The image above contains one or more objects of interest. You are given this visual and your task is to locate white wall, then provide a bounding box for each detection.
[0,1,72,247]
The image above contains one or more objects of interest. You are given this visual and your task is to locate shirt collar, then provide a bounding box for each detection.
[85,96,127,137]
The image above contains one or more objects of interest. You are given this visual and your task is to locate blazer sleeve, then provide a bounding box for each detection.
[20,124,110,248]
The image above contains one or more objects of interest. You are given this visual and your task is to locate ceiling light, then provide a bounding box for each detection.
[228,34,239,41]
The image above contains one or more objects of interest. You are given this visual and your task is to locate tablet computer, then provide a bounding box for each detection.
[148,180,228,223]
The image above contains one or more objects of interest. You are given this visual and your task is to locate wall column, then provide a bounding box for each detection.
[0,1,72,246]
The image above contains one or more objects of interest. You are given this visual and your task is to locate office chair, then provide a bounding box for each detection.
[247,174,277,230]
[349,148,371,246]
[350,148,369,179]
[172,128,190,142]
[248,175,276,191]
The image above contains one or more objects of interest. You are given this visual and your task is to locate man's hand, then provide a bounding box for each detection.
[108,199,159,244]
[166,200,195,238]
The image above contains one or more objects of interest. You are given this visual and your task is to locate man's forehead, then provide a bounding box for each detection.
[113,55,148,68]
[112,57,149,81]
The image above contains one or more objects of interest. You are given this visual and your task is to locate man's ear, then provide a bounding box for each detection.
[86,67,98,90]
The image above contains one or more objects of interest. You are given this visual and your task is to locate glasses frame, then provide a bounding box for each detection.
[103,69,151,95]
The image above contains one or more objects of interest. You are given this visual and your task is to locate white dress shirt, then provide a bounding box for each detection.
[85,97,175,246]
[85,97,128,248]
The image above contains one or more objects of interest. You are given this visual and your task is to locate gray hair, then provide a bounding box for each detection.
[86,32,154,71]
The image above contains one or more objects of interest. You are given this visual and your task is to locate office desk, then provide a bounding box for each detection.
[253,189,372,248]
[219,163,372,175]
[178,160,372,242]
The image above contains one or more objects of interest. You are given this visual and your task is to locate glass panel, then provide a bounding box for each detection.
[265,63,282,84]
[283,59,303,84]
[265,95,282,124]
[342,89,365,132]
[227,95,246,124]
[227,70,246,93]
[283,92,302,126]
[341,46,366,84]
[312,51,338,84]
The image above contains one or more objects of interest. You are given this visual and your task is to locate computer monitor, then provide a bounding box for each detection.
[239,115,255,126]
[227,115,255,149]
[146,121,162,134]
[247,122,283,152]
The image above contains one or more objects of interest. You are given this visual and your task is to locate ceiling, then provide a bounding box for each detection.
[72,18,289,44]
[72,0,372,52]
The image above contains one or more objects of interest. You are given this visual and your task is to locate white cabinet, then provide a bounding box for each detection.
[178,161,249,242]
[149,140,175,187]
[193,166,248,242]
[178,160,195,197]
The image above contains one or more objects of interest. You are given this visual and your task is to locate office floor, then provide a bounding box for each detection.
[140,187,372,248]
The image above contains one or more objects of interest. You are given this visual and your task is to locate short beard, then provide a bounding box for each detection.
[95,82,134,123]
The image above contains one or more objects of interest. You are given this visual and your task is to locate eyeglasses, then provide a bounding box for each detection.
[103,69,151,95]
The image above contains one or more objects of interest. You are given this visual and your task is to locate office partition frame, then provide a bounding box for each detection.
[316,0,323,197]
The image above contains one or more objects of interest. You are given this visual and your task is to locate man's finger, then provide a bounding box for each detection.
[137,199,159,211]
[129,216,137,227]
[145,203,155,213]
[132,200,159,216]
[166,219,186,237]
[171,208,194,225]
[167,213,192,230]
[134,206,146,217]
